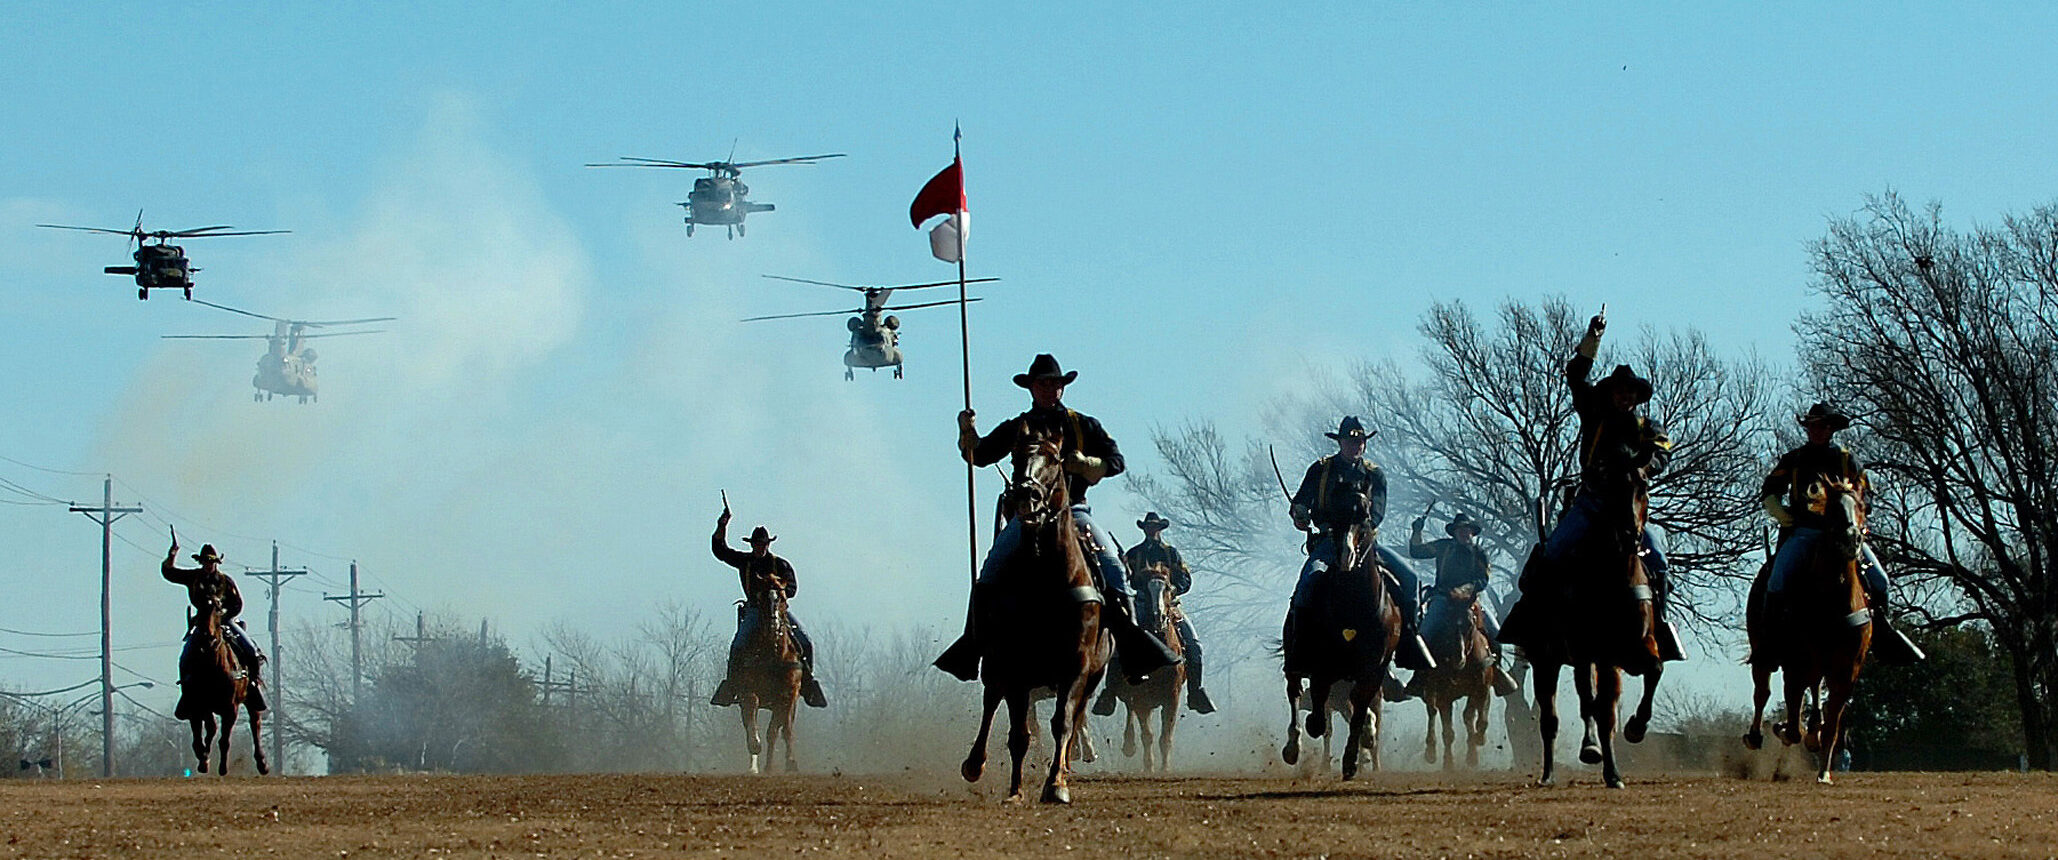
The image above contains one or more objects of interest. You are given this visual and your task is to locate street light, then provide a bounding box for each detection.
[4,682,154,777]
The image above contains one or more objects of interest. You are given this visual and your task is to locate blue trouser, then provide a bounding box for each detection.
[729,604,815,671]
[1543,490,1671,583]
[980,503,1131,602]
[1291,536,1421,624]
[1768,528,1891,596]
[186,619,264,669]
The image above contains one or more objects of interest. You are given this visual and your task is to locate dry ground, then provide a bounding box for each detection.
[3,770,2055,858]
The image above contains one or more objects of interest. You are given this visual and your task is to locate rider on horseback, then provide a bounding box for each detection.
[1757,402,1924,664]
[162,542,266,712]
[1091,512,1217,715]
[1499,311,1687,662]
[935,353,1181,683]
[1285,416,1436,672]
[1408,511,1520,696]
[708,512,829,708]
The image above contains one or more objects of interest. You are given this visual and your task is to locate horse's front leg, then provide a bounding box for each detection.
[963,684,1002,783]
[1280,676,1304,766]
[1533,660,1561,786]
[191,718,211,773]
[1624,662,1662,744]
[1594,666,1624,788]
[1422,695,1439,764]
[739,695,763,774]
[1136,705,1156,773]
[1744,660,1773,750]
[216,709,236,776]
[1464,692,1487,768]
[1779,668,1808,747]
[1004,687,1031,803]
[1367,681,1386,773]
[779,695,799,773]
[247,702,269,775]
[1339,682,1371,780]
[1306,678,1333,739]
[1573,663,1604,766]
[1158,701,1176,773]
[1042,670,1089,804]
[1439,696,1458,771]
[1817,677,1856,784]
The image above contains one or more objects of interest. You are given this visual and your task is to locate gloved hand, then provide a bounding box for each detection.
[957,409,979,459]
[1289,503,1312,532]
[1063,450,1108,481]
[1763,494,1795,528]
[1576,313,1605,359]
[1411,516,1427,532]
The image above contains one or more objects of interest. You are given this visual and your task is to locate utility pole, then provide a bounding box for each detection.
[246,542,307,774]
[69,476,139,779]
[393,612,437,650]
[323,561,383,700]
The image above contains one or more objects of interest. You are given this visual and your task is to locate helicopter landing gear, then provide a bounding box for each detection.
[182,286,193,300]
[685,222,694,237]
[736,223,745,238]
[893,365,903,379]
[726,225,735,240]
[844,368,854,381]
[139,287,150,300]
[298,395,309,404]
[254,392,263,403]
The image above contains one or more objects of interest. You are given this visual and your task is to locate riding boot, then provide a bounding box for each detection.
[1091,655,1122,716]
[710,679,740,707]
[1106,594,1181,684]
[1488,644,1520,696]
[1396,618,1436,672]
[933,586,986,681]
[1867,587,1926,665]
[800,665,829,708]
[1655,619,1688,663]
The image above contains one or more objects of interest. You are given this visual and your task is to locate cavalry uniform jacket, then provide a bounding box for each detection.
[1567,352,1673,491]
[1408,534,1492,595]
[968,405,1124,503]
[1124,538,1193,596]
[1292,455,1387,534]
[1762,442,1869,529]
[162,561,245,625]
[711,523,798,601]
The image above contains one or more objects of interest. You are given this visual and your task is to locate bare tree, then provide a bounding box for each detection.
[1799,191,2058,767]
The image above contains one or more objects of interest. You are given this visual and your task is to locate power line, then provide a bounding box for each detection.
[0,453,101,478]
[0,678,99,698]
[0,626,99,638]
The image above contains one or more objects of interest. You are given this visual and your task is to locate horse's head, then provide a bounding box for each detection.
[1804,477,1865,560]
[1134,564,1176,633]
[1007,425,1068,526]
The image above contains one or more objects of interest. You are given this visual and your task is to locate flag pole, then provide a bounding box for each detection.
[954,125,977,589]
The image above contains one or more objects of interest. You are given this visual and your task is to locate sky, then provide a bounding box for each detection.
[3,3,2057,716]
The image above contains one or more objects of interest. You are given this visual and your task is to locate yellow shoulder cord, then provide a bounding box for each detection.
[1065,409,1084,456]
[1315,456,1334,511]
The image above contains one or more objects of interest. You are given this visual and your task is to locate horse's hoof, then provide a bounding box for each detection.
[1606,775,1626,789]
[1537,774,1555,787]
[1743,731,1763,751]
[255,759,271,776]
[1307,713,1327,738]
[1041,785,1071,804]
[1281,744,1299,766]
[785,759,799,773]
[960,758,984,783]
[1002,792,1024,805]
[1804,732,1822,753]
[1579,744,1603,765]
[1341,762,1358,781]
[1624,718,1648,744]
[1817,773,1835,786]
[1424,747,1436,764]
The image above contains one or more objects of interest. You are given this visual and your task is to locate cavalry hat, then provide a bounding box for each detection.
[746,526,777,545]
[192,544,224,565]
[1594,364,1653,405]
[1445,511,1482,537]
[1324,415,1375,441]
[1137,511,1173,531]
[1013,353,1078,388]
[1798,402,1852,430]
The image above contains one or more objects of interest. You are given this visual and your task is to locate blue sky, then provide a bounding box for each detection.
[3,3,2056,710]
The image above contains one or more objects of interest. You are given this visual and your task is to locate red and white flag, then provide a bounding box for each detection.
[910,153,967,263]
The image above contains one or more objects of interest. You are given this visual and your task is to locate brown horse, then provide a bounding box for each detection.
[1417,587,1495,769]
[1279,525,1402,779]
[177,595,267,776]
[731,589,802,774]
[1743,477,1872,784]
[1524,485,1664,789]
[1115,563,1184,772]
[958,425,1111,803]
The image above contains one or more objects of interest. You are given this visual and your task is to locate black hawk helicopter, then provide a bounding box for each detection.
[745,275,994,380]
[162,301,394,403]
[584,150,845,238]
[38,212,287,300]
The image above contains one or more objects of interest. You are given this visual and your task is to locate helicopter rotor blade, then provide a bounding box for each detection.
[740,308,863,322]
[297,316,397,327]
[161,334,274,340]
[191,299,288,323]
[585,157,719,169]
[35,224,142,236]
[761,275,997,292]
[293,329,387,340]
[866,277,999,292]
[761,275,867,292]
[728,154,849,169]
[165,228,290,238]
[879,297,986,313]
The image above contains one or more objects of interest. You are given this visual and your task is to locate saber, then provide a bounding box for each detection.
[1266,446,1295,508]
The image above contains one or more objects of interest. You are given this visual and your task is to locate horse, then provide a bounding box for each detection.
[958,425,1111,803]
[1278,525,1402,780]
[177,595,267,776]
[1417,585,1496,769]
[1743,477,1873,784]
[1114,563,1185,772]
[1522,481,1664,789]
[731,588,803,774]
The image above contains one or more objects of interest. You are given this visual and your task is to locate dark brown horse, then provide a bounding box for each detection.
[1525,485,1664,788]
[1115,562,1184,772]
[178,595,267,776]
[959,425,1111,803]
[732,589,802,774]
[1279,525,1402,779]
[1743,477,1872,784]
[1418,586,1495,769]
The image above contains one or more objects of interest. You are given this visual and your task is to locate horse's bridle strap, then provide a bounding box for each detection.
[1068,585,1103,605]
[1629,584,1654,602]
[1846,608,1873,628]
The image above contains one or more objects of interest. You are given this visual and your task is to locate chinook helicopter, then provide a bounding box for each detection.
[162,301,394,403]
[745,275,995,379]
[37,212,287,300]
[584,149,845,238]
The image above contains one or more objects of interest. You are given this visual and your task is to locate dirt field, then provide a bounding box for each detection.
[3,769,2055,859]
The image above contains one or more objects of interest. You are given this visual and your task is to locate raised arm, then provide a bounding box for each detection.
[1407,517,1441,559]
[1568,312,1605,403]
[161,543,197,585]
[710,513,749,568]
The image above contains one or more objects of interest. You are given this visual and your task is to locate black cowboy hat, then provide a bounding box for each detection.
[1445,511,1482,537]
[1012,353,1078,389]
[1797,402,1852,430]
[1324,415,1375,441]
[192,544,224,564]
[746,526,777,545]
[1594,364,1653,405]
[1137,511,1172,531]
